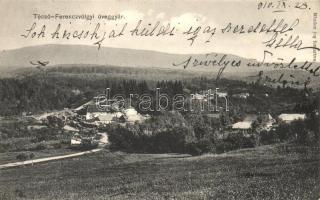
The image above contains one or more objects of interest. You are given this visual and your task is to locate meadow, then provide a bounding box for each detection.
[0,143,319,200]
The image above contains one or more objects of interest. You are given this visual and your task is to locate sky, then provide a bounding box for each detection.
[0,0,319,62]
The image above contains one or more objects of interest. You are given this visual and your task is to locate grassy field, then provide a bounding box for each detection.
[0,144,319,200]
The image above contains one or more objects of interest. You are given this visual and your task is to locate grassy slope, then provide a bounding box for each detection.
[0,144,319,200]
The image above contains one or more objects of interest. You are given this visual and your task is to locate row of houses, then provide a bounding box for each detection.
[232,113,306,131]
[192,90,228,101]
[85,105,149,125]
[69,97,153,146]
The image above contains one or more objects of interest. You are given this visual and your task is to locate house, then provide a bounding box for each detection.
[97,133,108,145]
[278,114,306,123]
[216,92,228,98]
[71,133,82,146]
[206,113,220,118]
[97,112,123,123]
[85,104,123,123]
[264,114,275,130]
[63,125,79,132]
[232,121,252,137]
[27,125,47,130]
[70,133,100,147]
[232,92,250,99]
[124,108,145,123]
[232,114,257,130]
[193,93,206,100]
[70,138,82,146]
[232,121,252,129]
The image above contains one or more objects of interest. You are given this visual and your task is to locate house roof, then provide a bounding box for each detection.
[278,114,306,122]
[267,114,274,120]
[124,108,143,122]
[63,125,79,132]
[232,121,252,129]
[216,92,228,97]
[97,114,115,122]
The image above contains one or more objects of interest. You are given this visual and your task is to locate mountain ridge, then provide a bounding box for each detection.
[0,44,253,70]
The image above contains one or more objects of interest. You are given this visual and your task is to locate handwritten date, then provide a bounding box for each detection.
[258,1,310,12]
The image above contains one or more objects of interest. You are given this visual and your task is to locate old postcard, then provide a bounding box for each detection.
[0,0,319,199]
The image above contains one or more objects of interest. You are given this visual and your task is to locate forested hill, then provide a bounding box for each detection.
[0,71,318,116]
[0,44,248,69]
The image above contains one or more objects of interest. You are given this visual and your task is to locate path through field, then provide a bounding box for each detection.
[0,148,102,170]
[0,131,109,170]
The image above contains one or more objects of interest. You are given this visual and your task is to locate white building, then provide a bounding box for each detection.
[193,93,206,100]
[216,92,228,98]
[71,133,82,146]
[63,125,79,132]
[278,114,306,123]
[124,108,145,123]
[264,114,275,131]
[232,121,252,129]
[232,92,250,99]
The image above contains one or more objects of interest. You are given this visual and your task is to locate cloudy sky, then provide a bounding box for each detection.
[0,0,319,61]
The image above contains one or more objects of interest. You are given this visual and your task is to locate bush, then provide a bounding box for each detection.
[274,119,317,145]
[29,153,35,159]
[16,153,28,161]
[108,125,193,154]
[215,140,238,153]
[153,128,187,153]
[186,138,215,156]
[215,132,255,153]
[259,130,279,145]
[108,126,137,152]
[34,143,47,150]
[0,143,10,153]
[72,139,99,150]
[52,143,62,149]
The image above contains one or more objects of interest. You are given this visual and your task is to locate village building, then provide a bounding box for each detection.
[263,114,276,131]
[216,91,228,98]
[278,113,306,123]
[84,103,147,125]
[124,108,146,124]
[70,133,82,146]
[232,121,252,129]
[85,104,123,122]
[232,92,250,99]
[63,125,79,132]
[232,114,275,131]
[193,93,206,100]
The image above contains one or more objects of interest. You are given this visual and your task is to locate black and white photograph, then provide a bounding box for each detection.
[0,0,319,199]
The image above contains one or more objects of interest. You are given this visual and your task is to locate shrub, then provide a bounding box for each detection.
[153,128,187,153]
[34,143,47,150]
[79,139,99,150]
[52,143,62,149]
[108,125,193,154]
[29,153,35,159]
[186,138,215,155]
[260,130,279,145]
[108,126,137,152]
[185,139,215,155]
[215,132,255,153]
[0,143,10,153]
[15,189,25,198]
[215,140,238,153]
[16,153,28,161]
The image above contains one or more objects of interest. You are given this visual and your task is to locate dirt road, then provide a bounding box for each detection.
[0,148,102,170]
